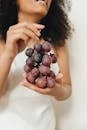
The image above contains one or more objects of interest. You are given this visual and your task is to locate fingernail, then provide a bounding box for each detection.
[37,32,41,36]
[59,73,63,78]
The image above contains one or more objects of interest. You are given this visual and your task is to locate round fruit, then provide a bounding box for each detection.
[50,70,56,79]
[26,72,36,83]
[32,52,42,63]
[39,64,50,76]
[25,48,34,57]
[26,57,34,67]
[35,76,47,88]
[31,67,40,78]
[42,54,52,66]
[24,64,32,73]
[34,43,42,52]
[42,41,51,52]
[47,77,55,88]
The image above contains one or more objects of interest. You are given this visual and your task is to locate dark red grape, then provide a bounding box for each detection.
[50,54,57,63]
[26,57,34,67]
[24,64,32,73]
[31,67,40,78]
[25,48,34,57]
[42,41,51,52]
[32,52,42,63]
[50,70,56,79]
[47,77,56,88]
[26,72,36,83]
[39,64,50,76]
[35,76,47,88]
[34,43,42,52]
[42,54,52,66]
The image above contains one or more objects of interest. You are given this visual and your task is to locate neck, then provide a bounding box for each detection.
[18,11,41,23]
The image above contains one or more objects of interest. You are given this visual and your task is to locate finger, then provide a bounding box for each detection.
[9,23,45,36]
[11,26,41,38]
[11,33,29,44]
[21,80,52,94]
[9,22,45,30]
[56,73,63,82]
[26,23,45,36]
[33,23,45,30]
[10,28,40,41]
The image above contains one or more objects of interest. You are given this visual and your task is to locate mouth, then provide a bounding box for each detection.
[36,0,48,6]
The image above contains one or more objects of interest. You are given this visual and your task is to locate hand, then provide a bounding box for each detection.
[20,72,63,97]
[5,22,45,58]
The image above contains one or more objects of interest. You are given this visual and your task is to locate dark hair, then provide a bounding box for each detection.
[0,0,72,46]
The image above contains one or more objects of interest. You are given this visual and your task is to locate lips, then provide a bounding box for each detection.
[36,0,48,5]
[36,0,45,1]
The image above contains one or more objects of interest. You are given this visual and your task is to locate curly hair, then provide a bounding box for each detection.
[0,0,72,46]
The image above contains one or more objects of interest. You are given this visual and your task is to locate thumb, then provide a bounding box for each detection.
[56,73,63,81]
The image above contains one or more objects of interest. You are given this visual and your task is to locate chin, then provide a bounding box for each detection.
[36,9,48,19]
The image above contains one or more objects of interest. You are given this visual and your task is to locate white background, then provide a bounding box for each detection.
[54,0,87,130]
[0,0,87,130]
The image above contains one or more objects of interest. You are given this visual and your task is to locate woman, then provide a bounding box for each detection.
[0,0,72,130]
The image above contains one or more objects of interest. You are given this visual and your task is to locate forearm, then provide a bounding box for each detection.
[54,81,72,100]
[0,50,14,96]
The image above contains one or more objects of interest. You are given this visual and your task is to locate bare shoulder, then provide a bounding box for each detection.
[55,44,69,57]
[0,39,5,55]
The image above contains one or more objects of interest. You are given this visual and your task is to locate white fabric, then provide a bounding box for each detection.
[0,48,59,130]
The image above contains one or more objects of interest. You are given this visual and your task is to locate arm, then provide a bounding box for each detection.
[0,43,14,96]
[54,44,72,100]
[0,22,44,97]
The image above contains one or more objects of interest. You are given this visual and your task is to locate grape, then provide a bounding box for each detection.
[26,72,36,83]
[25,48,34,57]
[31,67,40,78]
[50,54,57,63]
[42,41,51,52]
[34,43,42,52]
[50,70,56,79]
[32,52,42,63]
[26,57,34,67]
[35,76,47,88]
[24,40,57,89]
[47,77,55,88]
[24,64,32,73]
[39,64,50,76]
[42,54,52,66]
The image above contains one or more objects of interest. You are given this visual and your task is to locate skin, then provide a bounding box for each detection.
[0,0,72,100]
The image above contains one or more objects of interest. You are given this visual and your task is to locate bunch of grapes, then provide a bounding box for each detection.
[24,41,57,89]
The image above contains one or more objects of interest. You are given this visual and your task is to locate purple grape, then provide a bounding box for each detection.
[50,70,56,79]
[47,77,56,88]
[25,48,34,57]
[31,67,40,78]
[42,54,52,66]
[32,52,42,63]
[42,41,51,52]
[26,57,34,67]
[26,72,36,83]
[34,43,42,52]
[50,53,57,63]
[39,64,50,76]
[24,64,32,73]
[35,76,47,88]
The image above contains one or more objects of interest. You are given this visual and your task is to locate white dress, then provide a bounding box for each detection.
[0,48,59,130]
